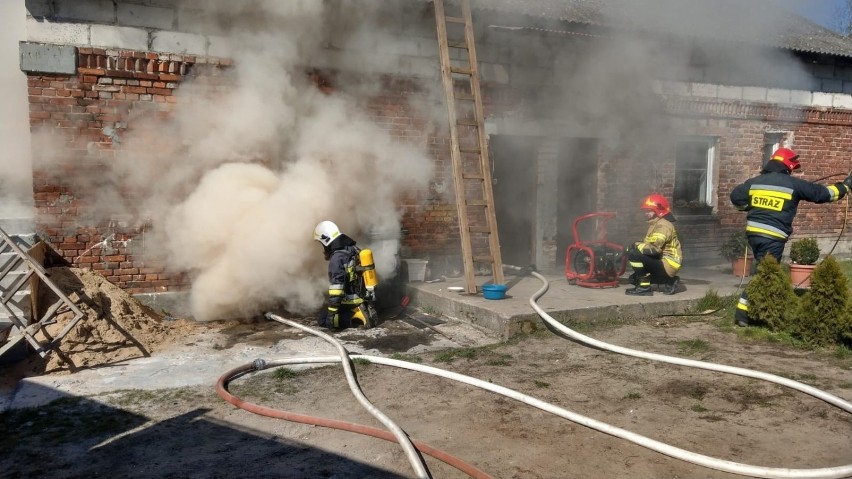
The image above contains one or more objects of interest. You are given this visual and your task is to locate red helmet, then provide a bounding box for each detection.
[770,147,800,171]
[640,193,670,217]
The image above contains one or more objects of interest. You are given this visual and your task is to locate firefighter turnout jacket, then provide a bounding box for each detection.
[635,215,682,277]
[730,162,849,241]
[326,235,365,310]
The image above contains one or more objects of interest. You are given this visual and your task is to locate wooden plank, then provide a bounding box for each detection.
[473,256,495,263]
[450,66,473,75]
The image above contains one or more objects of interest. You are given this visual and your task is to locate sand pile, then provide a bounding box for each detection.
[25,267,200,374]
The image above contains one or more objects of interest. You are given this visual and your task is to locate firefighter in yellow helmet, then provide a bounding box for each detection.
[625,193,683,296]
[313,220,377,329]
[729,147,852,326]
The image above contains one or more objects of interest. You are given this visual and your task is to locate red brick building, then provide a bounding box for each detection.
[7,0,852,317]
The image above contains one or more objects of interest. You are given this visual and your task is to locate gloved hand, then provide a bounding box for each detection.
[844,171,852,190]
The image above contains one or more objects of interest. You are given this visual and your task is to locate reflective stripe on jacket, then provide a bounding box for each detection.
[637,216,682,276]
[730,169,847,241]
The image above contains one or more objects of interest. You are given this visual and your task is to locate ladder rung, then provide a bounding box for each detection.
[459,146,481,154]
[457,118,478,126]
[469,226,491,233]
[450,66,473,75]
[473,256,494,263]
[463,173,484,180]
[455,93,474,101]
[445,16,466,24]
[466,199,488,206]
[448,41,468,49]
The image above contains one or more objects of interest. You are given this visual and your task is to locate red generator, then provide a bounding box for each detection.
[565,212,627,288]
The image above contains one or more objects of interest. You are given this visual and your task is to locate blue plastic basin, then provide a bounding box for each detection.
[481,283,507,300]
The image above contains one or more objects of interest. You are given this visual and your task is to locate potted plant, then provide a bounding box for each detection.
[720,231,752,277]
[789,237,820,288]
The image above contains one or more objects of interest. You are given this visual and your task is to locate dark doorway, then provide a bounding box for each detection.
[490,135,539,268]
[556,138,599,268]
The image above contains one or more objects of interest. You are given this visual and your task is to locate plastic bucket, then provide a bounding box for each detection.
[403,259,428,282]
[481,283,507,300]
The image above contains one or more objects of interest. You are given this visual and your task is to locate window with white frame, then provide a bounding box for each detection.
[673,137,716,212]
[762,132,784,167]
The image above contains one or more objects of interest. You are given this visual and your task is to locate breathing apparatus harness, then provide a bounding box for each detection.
[343,247,379,328]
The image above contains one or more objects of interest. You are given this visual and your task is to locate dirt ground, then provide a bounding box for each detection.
[1,268,852,478]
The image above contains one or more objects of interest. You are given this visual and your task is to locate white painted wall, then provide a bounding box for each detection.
[0,0,34,231]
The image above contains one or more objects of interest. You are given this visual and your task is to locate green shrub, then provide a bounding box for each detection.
[746,254,797,330]
[720,231,748,262]
[789,238,820,265]
[795,257,852,346]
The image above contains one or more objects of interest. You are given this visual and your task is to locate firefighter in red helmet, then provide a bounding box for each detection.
[625,193,683,296]
[730,147,852,326]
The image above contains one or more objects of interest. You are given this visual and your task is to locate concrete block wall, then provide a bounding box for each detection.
[658,80,852,110]
[25,0,208,55]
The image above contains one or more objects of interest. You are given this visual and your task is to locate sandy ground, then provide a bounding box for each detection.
[1,268,852,478]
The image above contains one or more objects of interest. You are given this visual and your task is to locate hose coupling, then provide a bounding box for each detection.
[253,358,268,371]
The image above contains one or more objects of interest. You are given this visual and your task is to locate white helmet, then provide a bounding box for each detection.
[313,220,341,247]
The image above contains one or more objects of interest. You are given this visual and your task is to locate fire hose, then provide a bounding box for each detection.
[219,289,852,479]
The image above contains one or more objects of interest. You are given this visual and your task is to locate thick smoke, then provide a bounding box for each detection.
[0,0,34,223]
[101,0,434,320]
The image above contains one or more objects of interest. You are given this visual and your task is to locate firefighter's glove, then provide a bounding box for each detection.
[844,172,852,191]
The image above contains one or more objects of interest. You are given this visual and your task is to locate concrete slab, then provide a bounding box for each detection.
[0,315,495,412]
[405,264,746,339]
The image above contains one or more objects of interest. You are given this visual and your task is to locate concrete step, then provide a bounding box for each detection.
[0,291,32,318]
[0,320,32,365]
[0,218,35,236]
[0,270,30,290]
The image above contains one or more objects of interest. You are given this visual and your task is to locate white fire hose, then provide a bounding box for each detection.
[227,270,852,479]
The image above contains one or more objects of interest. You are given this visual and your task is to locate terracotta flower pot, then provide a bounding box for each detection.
[731,257,753,277]
[789,263,817,288]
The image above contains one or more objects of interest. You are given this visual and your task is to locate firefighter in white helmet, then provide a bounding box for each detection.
[313,220,377,329]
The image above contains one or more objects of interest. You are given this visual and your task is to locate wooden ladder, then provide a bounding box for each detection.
[0,227,85,360]
[434,0,504,293]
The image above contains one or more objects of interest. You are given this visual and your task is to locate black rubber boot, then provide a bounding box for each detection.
[734,309,749,327]
[662,276,680,295]
[625,285,653,296]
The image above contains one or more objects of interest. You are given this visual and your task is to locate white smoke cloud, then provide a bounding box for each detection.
[107,0,435,320]
[0,0,34,223]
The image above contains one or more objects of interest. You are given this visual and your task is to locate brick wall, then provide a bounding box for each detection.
[26,43,852,293]
[28,48,229,293]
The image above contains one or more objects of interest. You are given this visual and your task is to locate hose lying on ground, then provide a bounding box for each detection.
[526,270,852,479]
[216,357,492,479]
[218,278,852,479]
[267,313,430,479]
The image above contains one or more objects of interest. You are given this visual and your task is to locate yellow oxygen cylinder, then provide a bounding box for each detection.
[360,248,378,293]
